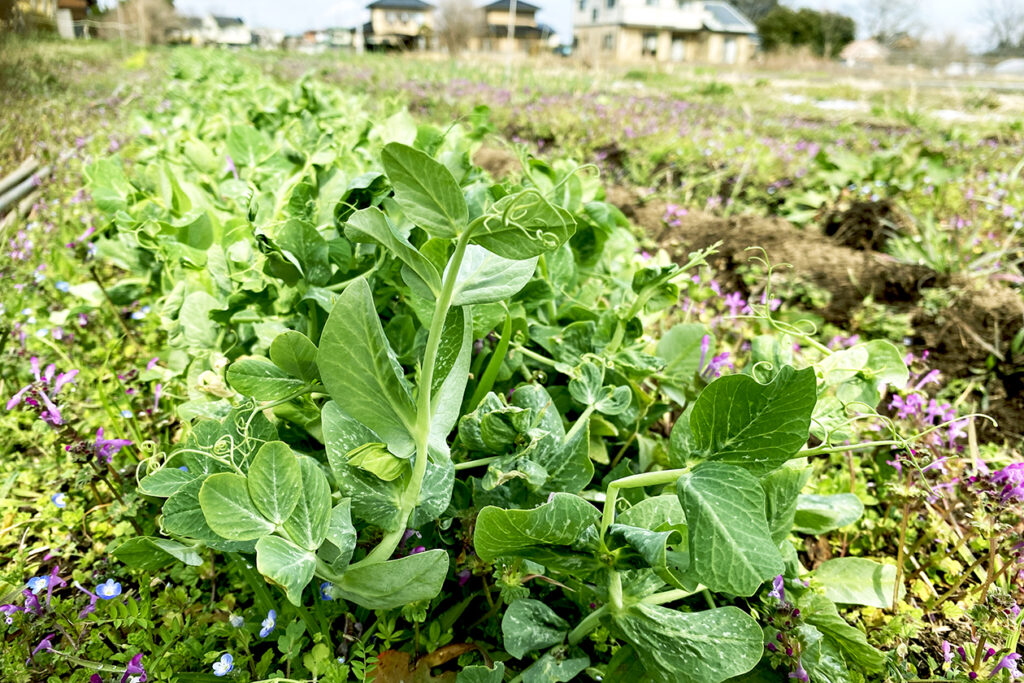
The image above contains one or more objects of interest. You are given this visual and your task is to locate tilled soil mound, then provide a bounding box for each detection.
[607,186,1024,444]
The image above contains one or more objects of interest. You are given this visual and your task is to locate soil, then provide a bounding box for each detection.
[606,185,1024,445]
[822,199,907,251]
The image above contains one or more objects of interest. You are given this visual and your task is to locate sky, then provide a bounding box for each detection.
[105,0,992,49]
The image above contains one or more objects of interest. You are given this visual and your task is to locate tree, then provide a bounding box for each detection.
[756,6,855,58]
[435,0,484,55]
[859,0,918,47]
[980,0,1024,53]
[729,0,779,23]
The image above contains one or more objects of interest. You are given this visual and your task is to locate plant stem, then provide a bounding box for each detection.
[465,312,512,411]
[640,586,705,605]
[564,405,596,445]
[454,455,503,471]
[601,468,689,539]
[608,571,624,611]
[567,604,608,645]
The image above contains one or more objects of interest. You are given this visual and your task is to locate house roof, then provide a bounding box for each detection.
[367,0,433,9]
[702,2,756,34]
[483,0,540,13]
[213,16,245,27]
[180,16,203,28]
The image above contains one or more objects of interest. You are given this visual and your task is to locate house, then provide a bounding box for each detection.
[169,15,252,46]
[364,0,434,51]
[840,39,887,67]
[467,0,556,54]
[12,0,96,34]
[573,0,757,64]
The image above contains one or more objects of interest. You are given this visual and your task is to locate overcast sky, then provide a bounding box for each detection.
[106,0,992,47]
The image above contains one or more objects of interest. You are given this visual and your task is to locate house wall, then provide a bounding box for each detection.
[575,23,753,63]
[467,35,544,54]
[484,9,536,26]
[370,7,433,37]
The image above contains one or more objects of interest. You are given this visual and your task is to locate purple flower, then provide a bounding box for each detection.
[942,640,953,664]
[120,653,147,683]
[788,658,809,682]
[74,581,99,618]
[95,428,132,464]
[723,291,746,316]
[768,575,785,602]
[26,633,56,665]
[457,569,471,587]
[991,653,1021,679]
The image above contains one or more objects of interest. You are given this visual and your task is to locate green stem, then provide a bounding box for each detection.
[601,468,690,539]
[466,311,512,411]
[567,605,608,645]
[608,571,624,611]
[510,343,558,368]
[641,587,705,605]
[454,455,503,471]
[564,405,596,445]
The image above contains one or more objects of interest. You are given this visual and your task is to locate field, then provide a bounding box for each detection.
[1,38,1023,683]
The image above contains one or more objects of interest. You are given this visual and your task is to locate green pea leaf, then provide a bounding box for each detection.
[270,330,320,383]
[520,654,589,683]
[199,473,275,541]
[322,499,357,569]
[282,456,333,551]
[676,462,783,596]
[112,537,203,571]
[247,441,302,525]
[656,323,712,406]
[613,604,762,683]
[470,191,576,260]
[502,599,570,658]
[793,493,865,534]
[798,593,886,672]
[255,535,316,606]
[317,278,417,457]
[680,365,816,474]
[345,442,408,481]
[813,557,902,609]
[227,357,307,402]
[449,244,538,305]
[761,464,813,545]
[345,207,441,296]
[330,549,448,609]
[456,662,505,683]
[474,493,599,563]
[381,142,467,238]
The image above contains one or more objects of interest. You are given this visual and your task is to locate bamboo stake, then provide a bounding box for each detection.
[0,156,39,197]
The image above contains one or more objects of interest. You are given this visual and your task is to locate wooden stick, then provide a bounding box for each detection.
[0,165,49,215]
[0,156,38,196]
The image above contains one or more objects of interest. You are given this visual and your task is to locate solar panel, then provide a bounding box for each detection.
[705,2,748,28]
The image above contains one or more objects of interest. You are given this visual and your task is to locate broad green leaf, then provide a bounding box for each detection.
[799,594,886,672]
[609,523,692,591]
[113,537,202,571]
[618,494,686,530]
[676,462,783,596]
[818,340,908,410]
[345,443,408,481]
[381,142,467,238]
[449,245,537,305]
[502,599,570,658]
[227,357,307,401]
[274,219,331,286]
[474,493,599,562]
[508,384,594,495]
[793,493,865,534]
[456,662,505,683]
[179,291,226,348]
[761,464,812,545]
[323,499,356,568]
[813,558,902,609]
[656,323,712,406]
[470,191,576,260]
[322,401,404,531]
[429,305,473,450]
[568,361,605,406]
[520,654,589,683]
[681,365,816,474]
[345,207,441,296]
[282,456,333,551]
[798,624,854,683]
[199,473,275,541]
[331,549,448,609]
[247,441,302,524]
[85,158,133,213]
[255,535,316,606]
[317,278,416,457]
[270,330,320,384]
[226,125,272,169]
[612,604,764,683]
[139,463,199,497]
[407,446,456,527]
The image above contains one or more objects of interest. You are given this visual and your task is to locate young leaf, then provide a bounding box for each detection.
[429,305,473,450]
[612,604,763,683]
[449,245,538,305]
[227,357,307,402]
[247,441,302,525]
[323,499,357,568]
[502,599,570,658]
[470,191,576,260]
[656,323,713,405]
[112,537,203,571]
[345,443,408,481]
[381,142,467,238]
[330,549,448,609]
[282,456,333,551]
[681,365,816,474]
[761,464,812,545]
[270,330,320,383]
[676,462,784,596]
[798,593,886,672]
[474,493,599,563]
[813,557,903,609]
[345,207,441,296]
[317,278,417,457]
[255,535,316,606]
[199,473,276,541]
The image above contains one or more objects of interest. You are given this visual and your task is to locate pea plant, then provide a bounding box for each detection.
[82,55,933,681]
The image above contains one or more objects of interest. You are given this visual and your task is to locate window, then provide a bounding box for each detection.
[646,0,658,5]
[578,0,585,10]
[399,12,410,21]
[385,11,397,22]
[676,0,688,6]
[723,36,738,64]
[602,32,614,50]
[592,8,598,21]
[642,31,658,56]
[606,0,615,9]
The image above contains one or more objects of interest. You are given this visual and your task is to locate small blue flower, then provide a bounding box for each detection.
[229,614,244,628]
[212,652,234,677]
[55,281,70,292]
[51,492,66,508]
[95,579,122,599]
[26,576,48,594]
[120,409,133,418]
[319,582,333,601]
[259,609,276,638]
[178,466,189,472]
